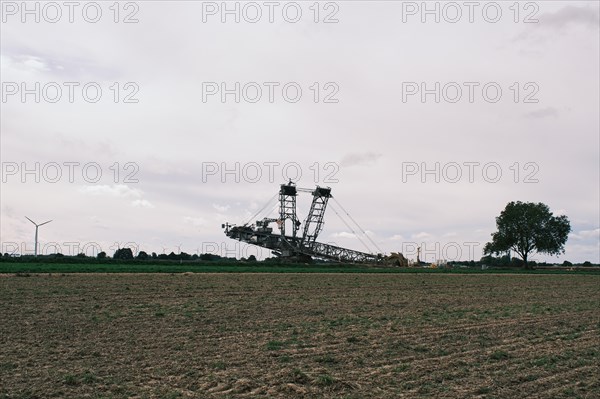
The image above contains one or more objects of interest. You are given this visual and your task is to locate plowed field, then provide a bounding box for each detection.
[1,273,598,398]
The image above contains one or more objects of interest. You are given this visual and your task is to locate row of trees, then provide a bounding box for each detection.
[454,256,594,268]
[110,248,257,262]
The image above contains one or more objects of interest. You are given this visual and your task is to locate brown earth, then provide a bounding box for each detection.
[0,273,598,398]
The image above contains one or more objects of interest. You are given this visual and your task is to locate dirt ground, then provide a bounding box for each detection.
[0,273,598,398]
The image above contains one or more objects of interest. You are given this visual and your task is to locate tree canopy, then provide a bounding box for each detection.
[113,248,134,260]
[484,201,571,268]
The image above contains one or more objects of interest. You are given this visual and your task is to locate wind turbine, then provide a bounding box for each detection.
[25,216,52,257]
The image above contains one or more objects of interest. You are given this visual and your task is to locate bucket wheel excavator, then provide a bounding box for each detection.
[222,181,408,264]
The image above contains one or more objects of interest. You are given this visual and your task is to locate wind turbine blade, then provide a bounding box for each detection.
[38,220,53,226]
[25,216,36,225]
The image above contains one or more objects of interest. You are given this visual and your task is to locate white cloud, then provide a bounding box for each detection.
[332,232,356,239]
[79,185,153,208]
[213,204,230,212]
[131,199,154,209]
[412,232,432,240]
[2,54,49,73]
[183,216,207,228]
[569,228,600,241]
[79,184,142,199]
[22,56,48,71]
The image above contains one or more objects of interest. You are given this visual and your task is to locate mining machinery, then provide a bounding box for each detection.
[222,181,407,264]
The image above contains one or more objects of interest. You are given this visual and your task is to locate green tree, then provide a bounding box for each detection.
[484,201,570,269]
[113,248,134,260]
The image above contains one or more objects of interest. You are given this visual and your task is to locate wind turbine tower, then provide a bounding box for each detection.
[25,216,52,257]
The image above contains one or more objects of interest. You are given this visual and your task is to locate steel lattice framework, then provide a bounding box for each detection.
[301,186,331,249]
[278,183,299,239]
[223,182,381,263]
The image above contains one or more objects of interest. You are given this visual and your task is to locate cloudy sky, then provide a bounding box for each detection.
[1,1,599,263]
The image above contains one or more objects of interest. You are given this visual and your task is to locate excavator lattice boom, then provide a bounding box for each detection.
[223,182,383,263]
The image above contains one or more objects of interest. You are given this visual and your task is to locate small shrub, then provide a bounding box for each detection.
[476,386,492,394]
[266,340,284,351]
[290,368,309,384]
[64,374,78,386]
[210,361,226,370]
[316,374,335,386]
[393,363,410,372]
[0,363,17,371]
[490,350,510,360]
[82,371,97,384]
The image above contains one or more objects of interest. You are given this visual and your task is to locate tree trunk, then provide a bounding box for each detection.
[523,253,529,269]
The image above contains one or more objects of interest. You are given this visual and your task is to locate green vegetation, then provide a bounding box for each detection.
[1,261,598,274]
[489,350,511,361]
[266,340,286,351]
[315,374,335,386]
[484,201,571,268]
[3,235,597,274]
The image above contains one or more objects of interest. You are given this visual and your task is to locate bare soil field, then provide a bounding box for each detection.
[1,273,598,398]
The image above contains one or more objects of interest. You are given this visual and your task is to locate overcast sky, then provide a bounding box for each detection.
[1,1,599,263]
